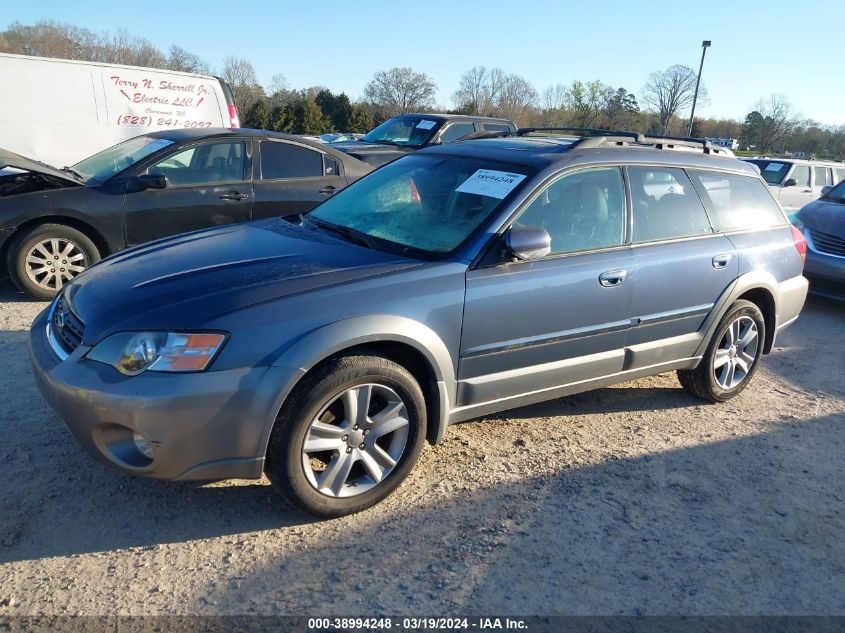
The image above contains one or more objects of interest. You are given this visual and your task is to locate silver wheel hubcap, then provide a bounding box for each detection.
[713,315,758,389]
[302,383,410,498]
[24,238,88,291]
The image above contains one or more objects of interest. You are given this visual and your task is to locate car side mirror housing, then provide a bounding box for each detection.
[783,178,797,188]
[821,185,833,196]
[127,173,168,193]
[505,226,551,261]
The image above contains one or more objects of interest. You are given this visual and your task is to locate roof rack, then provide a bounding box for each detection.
[457,127,736,157]
[517,127,643,141]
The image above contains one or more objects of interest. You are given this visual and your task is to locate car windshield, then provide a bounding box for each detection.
[747,160,790,185]
[309,154,532,256]
[362,116,440,148]
[72,136,175,184]
[823,179,845,203]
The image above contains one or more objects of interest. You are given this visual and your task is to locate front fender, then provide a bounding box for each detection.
[257,314,456,457]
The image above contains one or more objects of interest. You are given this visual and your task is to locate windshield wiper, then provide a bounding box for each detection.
[61,166,85,181]
[306,217,379,249]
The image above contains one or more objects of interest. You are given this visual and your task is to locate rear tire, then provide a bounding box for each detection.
[677,299,765,403]
[264,353,427,518]
[7,223,100,300]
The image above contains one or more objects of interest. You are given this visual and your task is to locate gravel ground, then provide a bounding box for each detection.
[0,279,843,616]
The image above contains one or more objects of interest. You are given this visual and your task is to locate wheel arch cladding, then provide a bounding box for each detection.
[736,287,776,354]
[261,315,456,457]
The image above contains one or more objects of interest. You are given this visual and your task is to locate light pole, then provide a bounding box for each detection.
[687,40,711,138]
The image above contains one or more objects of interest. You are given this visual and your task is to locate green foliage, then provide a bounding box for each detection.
[348,104,374,134]
[243,99,270,130]
[316,90,354,131]
[270,105,295,133]
[293,100,332,135]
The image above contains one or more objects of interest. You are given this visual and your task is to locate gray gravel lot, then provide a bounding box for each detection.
[0,279,843,615]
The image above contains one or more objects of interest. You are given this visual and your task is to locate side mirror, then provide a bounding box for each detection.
[127,173,168,193]
[505,226,551,261]
[783,178,797,188]
[821,185,833,196]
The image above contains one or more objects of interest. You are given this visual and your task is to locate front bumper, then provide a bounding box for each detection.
[804,247,845,285]
[28,307,289,480]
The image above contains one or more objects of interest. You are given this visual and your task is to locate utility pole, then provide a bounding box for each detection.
[687,40,711,137]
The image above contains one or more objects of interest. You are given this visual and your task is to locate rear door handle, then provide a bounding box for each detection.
[712,253,732,269]
[319,186,337,195]
[599,269,627,287]
[219,191,249,201]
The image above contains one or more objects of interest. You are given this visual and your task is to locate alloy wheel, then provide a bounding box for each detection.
[712,315,759,389]
[301,383,410,498]
[24,238,88,291]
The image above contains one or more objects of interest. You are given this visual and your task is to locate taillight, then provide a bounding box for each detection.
[228,104,240,128]
[791,224,806,263]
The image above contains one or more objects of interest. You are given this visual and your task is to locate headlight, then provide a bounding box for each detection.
[87,331,227,376]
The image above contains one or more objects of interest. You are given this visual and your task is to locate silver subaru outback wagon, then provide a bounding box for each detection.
[29,129,809,517]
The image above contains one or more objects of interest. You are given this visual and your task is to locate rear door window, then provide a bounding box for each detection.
[439,122,476,143]
[836,168,845,184]
[814,166,832,187]
[688,170,786,231]
[483,123,513,133]
[628,167,713,242]
[260,141,324,179]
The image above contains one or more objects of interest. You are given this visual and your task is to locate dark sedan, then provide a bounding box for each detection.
[795,179,845,299]
[0,129,372,299]
[332,113,516,167]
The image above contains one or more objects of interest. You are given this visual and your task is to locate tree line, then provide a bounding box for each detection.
[2,20,843,158]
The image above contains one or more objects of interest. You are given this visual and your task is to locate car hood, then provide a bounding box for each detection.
[330,141,414,167]
[798,198,845,237]
[64,219,422,342]
[0,147,81,185]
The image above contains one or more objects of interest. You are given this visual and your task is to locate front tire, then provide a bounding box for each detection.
[678,299,766,403]
[7,223,100,300]
[265,353,427,518]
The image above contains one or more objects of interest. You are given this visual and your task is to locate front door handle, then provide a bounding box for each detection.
[599,269,627,287]
[319,186,337,195]
[219,191,249,201]
[712,253,733,269]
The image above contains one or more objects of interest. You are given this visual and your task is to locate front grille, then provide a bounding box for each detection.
[51,296,85,354]
[809,228,845,257]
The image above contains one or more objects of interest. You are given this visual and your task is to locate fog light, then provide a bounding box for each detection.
[132,432,154,460]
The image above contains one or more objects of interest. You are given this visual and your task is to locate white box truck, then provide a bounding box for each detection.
[0,53,239,167]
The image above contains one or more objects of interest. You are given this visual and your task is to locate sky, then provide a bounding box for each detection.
[4,0,844,125]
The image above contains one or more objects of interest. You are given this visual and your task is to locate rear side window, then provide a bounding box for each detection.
[814,166,832,187]
[836,168,845,184]
[260,141,324,179]
[628,167,712,242]
[484,123,513,133]
[688,170,785,232]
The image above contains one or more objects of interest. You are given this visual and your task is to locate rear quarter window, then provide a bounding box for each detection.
[688,170,786,232]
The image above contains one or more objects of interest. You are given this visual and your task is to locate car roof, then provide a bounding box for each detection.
[391,113,515,124]
[142,127,367,165]
[415,134,760,176]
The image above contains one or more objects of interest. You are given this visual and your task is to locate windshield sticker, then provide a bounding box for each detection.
[416,120,436,130]
[765,163,785,172]
[455,169,526,199]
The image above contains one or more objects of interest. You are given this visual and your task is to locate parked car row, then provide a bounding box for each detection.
[1,113,515,299]
[29,129,809,517]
